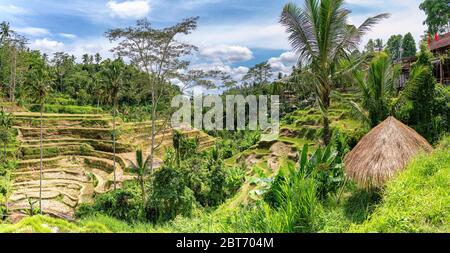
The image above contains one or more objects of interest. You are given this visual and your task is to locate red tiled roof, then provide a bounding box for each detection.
[430,32,450,51]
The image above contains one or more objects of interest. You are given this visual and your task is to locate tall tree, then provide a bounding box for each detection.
[365,39,375,53]
[106,17,200,178]
[101,58,127,190]
[242,61,273,86]
[51,52,75,93]
[419,0,450,34]
[126,149,151,207]
[402,32,417,58]
[94,53,102,65]
[386,34,403,61]
[374,38,384,52]
[26,60,52,215]
[279,0,388,144]
[0,21,27,102]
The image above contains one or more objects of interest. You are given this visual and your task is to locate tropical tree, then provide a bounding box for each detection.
[386,34,403,61]
[26,62,52,215]
[419,0,450,34]
[336,53,397,128]
[374,38,384,52]
[279,0,389,144]
[106,17,200,177]
[101,58,127,190]
[0,21,27,102]
[402,32,417,58]
[242,61,273,86]
[365,39,375,53]
[126,149,151,207]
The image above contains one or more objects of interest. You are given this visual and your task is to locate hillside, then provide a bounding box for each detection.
[2,104,215,220]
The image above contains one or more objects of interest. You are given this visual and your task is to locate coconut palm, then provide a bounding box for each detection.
[337,53,398,128]
[27,66,52,215]
[101,58,126,190]
[126,149,151,206]
[280,0,389,144]
[0,21,11,45]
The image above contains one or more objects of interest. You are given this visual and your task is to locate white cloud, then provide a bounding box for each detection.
[29,38,65,55]
[188,23,289,50]
[15,27,50,37]
[0,4,28,15]
[348,0,426,49]
[199,44,253,63]
[59,33,78,39]
[268,51,298,76]
[107,0,151,19]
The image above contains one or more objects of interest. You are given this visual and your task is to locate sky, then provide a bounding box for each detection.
[0,0,427,81]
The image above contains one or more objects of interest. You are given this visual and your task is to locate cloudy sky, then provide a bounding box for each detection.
[0,0,427,79]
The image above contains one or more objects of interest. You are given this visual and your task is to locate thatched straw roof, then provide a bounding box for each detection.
[344,116,433,188]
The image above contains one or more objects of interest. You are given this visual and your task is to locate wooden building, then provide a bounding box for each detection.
[430,32,450,85]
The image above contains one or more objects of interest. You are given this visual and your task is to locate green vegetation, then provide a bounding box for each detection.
[0,0,448,234]
[351,143,450,232]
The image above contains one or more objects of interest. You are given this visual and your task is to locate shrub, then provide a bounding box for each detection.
[76,182,144,223]
[146,165,196,222]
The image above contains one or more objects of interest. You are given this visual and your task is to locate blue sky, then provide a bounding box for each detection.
[0,0,426,79]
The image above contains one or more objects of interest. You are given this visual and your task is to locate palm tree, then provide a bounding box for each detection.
[336,53,397,128]
[0,21,11,45]
[126,149,150,206]
[280,0,389,144]
[101,58,126,190]
[28,66,51,215]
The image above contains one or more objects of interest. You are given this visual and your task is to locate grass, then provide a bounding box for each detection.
[349,148,450,233]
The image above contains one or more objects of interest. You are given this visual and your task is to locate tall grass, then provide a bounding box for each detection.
[229,169,321,233]
[350,147,450,232]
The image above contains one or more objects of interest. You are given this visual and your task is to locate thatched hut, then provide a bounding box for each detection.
[344,116,433,188]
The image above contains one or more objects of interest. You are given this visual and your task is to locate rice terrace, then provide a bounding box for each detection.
[0,0,449,235]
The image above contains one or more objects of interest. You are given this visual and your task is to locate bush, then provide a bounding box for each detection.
[146,165,196,222]
[76,182,144,223]
[28,104,103,114]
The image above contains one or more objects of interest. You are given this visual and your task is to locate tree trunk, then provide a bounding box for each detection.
[440,60,444,84]
[3,142,6,162]
[322,115,331,146]
[9,48,16,103]
[149,85,156,176]
[112,102,117,190]
[39,103,43,215]
[140,177,146,208]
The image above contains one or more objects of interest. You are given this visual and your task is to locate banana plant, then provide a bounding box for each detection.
[297,144,343,199]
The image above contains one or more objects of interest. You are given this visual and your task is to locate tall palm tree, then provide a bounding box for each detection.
[126,149,150,206]
[335,53,397,128]
[280,0,389,144]
[0,21,11,45]
[28,67,51,215]
[101,58,126,190]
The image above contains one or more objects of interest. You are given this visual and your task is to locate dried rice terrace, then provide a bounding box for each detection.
[7,110,215,219]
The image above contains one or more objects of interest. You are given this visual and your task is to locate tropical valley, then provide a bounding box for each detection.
[0,0,449,233]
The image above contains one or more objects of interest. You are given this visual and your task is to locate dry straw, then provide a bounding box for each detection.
[344,116,433,188]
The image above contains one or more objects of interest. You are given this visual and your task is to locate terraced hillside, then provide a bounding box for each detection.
[7,110,215,219]
[221,90,366,209]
